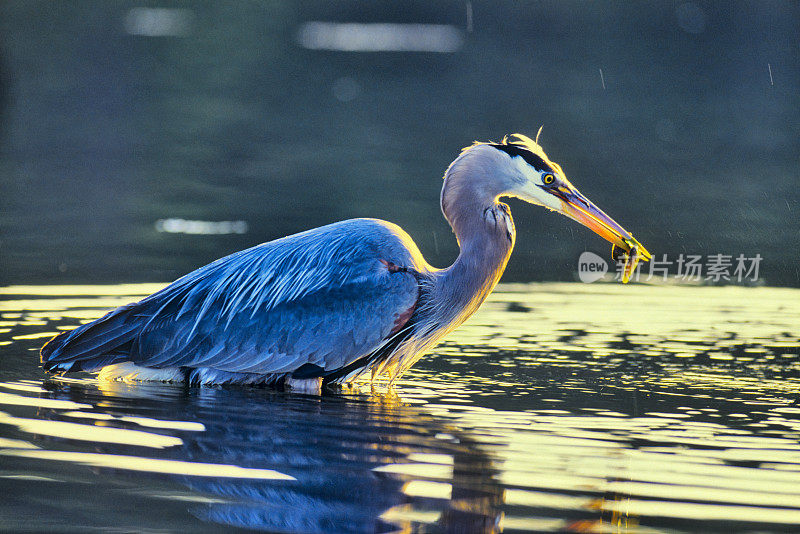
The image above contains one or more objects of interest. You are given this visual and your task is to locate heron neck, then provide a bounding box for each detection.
[433,203,515,327]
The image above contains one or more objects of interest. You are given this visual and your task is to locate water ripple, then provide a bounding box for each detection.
[0,283,798,532]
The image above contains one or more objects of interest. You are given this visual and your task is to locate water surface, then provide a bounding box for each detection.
[0,283,799,532]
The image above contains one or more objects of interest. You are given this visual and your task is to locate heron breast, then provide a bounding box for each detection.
[390,302,416,335]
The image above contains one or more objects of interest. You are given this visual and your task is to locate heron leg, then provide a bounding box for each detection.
[97,362,184,383]
[285,376,323,394]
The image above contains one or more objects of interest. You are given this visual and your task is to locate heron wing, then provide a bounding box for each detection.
[42,219,421,376]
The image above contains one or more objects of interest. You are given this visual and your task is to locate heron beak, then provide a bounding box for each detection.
[550,184,651,262]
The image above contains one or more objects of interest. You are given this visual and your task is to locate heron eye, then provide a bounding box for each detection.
[542,173,555,185]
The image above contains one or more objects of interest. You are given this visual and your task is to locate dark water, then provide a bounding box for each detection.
[1,2,799,287]
[1,283,799,533]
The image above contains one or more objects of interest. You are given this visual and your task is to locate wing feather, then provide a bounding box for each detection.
[41,219,423,378]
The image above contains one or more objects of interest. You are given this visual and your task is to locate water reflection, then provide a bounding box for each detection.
[2,379,503,533]
[0,283,799,532]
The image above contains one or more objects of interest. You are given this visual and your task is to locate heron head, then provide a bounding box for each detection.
[460,133,650,265]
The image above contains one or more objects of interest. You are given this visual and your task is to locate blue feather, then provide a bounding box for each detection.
[41,219,423,381]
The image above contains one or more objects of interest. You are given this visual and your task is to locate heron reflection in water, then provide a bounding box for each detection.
[37,380,505,533]
[41,134,649,391]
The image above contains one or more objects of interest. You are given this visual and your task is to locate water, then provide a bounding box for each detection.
[1,282,798,533]
[2,4,798,531]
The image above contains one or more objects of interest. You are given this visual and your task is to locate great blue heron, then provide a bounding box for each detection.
[41,134,650,392]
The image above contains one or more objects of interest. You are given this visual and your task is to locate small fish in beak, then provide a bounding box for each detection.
[612,238,650,283]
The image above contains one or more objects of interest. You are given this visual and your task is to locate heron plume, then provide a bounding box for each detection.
[460,132,543,157]
[456,131,565,178]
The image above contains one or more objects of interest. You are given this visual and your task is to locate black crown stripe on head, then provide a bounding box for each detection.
[490,143,552,173]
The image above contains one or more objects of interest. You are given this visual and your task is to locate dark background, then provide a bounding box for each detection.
[1,1,798,286]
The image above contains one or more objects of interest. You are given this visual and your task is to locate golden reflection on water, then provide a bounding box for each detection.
[0,408,183,448]
[1,449,295,480]
[0,282,798,532]
[0,284,167,297]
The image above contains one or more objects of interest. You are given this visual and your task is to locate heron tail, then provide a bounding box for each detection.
[40,303,141,373]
